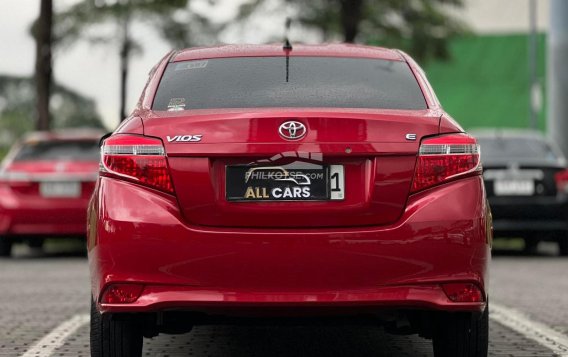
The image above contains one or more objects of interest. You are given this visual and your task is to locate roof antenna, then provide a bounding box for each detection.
[283,17,292,82]
[283,17,293,51]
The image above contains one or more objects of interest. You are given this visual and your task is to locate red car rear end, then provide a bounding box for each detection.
[88,44,491,357]
[0,130,102,256]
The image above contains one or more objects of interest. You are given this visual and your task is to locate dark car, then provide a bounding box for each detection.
[474,130,568,255]
[89,44,491,357]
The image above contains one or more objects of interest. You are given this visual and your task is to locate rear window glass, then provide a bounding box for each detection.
[14,140,100,162]
[477,137,558,162]
[152,56,427,111]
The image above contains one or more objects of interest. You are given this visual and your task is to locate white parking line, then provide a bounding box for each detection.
[16,303,568,356]
[20,314,90,357]
[491,302,568,356]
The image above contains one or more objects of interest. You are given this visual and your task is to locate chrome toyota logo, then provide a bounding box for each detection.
[279,121,306,140]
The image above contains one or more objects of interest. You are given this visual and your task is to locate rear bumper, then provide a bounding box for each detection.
[488,195,568,235]
[0,187,89,236]
[100,284,484,314]
[89,176,490,314]
[492,220,568,233]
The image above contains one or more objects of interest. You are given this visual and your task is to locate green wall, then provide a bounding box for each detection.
[422,34,546,131]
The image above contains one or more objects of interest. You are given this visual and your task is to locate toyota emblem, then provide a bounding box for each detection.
[278,121,307,140]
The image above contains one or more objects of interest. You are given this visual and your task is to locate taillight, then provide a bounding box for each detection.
[411,133,481,193]
[100,134,174,194]
[101,283,144,304]
[442,283,484,303]
[0,172,35,193]
[555,169,568,194]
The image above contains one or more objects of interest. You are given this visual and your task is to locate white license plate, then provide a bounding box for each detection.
[40,182,81,198]
[494,180,534,196]
[329,165,345,200]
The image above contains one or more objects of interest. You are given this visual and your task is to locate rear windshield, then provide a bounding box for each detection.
[152,56,427,111]
[14,140,100,162]
[477,137,558,162]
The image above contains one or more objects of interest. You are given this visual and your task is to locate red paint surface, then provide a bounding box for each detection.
[0,135,101,237]
[89,44,489,316]
[90,176,489,313]
[172,43,404,62]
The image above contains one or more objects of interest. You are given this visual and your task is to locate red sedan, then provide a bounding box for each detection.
[0,130,102,256]
[89,44,491,357]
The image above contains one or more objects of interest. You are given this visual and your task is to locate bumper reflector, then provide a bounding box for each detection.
[442,283,484,303]
[101,283,144,304]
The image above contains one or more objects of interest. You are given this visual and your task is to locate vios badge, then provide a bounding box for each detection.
[279,121,307,140]
[167,135,202,142]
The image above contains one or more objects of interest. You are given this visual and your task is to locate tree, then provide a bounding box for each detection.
[56,0,216,123]
[0,75,104,149]
[33,0,53,131]
[237,0,467,62]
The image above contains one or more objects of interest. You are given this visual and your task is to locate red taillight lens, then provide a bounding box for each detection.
[411,133,481,193]
[0,172,36,194]
[101,134,174,193]
[442,283,484,303]
[101,283,144,304]
[555,169,568,194]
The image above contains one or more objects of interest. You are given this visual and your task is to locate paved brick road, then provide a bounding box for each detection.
[0,244,566,356]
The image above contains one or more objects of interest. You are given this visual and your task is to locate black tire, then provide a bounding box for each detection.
[0,237,12,257]
[90,299,143,357]
[523,236,539,255]
[28,239,44,250]
[559,237,568,256]
[433,304,489,357]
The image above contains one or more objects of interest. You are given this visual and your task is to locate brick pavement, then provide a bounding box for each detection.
[489,251,568,337]
[0,246,563,356]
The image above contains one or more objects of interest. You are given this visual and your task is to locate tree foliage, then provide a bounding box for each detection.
[238,0,467,62]
[0,75,103,147]
[55,0,215,49]
[55,0,217,122]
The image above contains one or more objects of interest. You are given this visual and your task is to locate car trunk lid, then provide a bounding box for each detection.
[143,109,441,228]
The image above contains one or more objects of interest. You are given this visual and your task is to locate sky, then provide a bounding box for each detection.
[0,0,551,130]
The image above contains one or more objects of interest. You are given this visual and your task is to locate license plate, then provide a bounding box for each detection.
[40,182,81,198]
[226,164,344,201]
[494,180,534,196]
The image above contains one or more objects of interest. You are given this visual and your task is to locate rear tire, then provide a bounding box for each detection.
[0,237,13,257]
[559,236,568,256]
[90,298,143,357]
[433,304,489,357]
[28,239,44,250]
[523,235,539,255]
